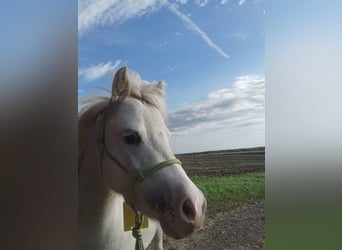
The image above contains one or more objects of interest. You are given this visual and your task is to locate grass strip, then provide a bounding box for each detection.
[192,172,265,218]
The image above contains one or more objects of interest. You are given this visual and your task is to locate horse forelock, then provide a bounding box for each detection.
[120,68,167,119]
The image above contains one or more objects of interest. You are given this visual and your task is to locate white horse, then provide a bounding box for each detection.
[79,67,207,250]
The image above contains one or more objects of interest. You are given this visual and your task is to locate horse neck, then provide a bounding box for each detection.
[79,122,119,226]
[78,118,161,250]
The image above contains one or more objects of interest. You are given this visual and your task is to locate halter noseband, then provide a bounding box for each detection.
[96,101,182,183]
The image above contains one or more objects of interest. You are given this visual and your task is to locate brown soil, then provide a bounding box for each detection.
[178,151,265,177]
[148,201,265,250]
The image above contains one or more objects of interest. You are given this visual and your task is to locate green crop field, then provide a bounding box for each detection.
[192,172,265,218]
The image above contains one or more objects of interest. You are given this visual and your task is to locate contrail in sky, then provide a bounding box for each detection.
[168,3,230,59]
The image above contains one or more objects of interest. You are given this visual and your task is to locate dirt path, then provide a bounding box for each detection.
[148,201,265,250]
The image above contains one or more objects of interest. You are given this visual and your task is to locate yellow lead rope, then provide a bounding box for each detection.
[132,212,145,250]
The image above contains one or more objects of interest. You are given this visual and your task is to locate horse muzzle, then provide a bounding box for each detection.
[155,186,207,239]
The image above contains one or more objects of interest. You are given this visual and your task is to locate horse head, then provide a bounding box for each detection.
[99,67,207,239]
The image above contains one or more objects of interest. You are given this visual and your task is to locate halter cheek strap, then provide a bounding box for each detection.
[96,108,182,183]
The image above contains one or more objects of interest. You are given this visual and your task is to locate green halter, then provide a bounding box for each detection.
[96,103,182,183]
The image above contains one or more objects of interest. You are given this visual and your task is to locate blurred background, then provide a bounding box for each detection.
[0,1,341,250]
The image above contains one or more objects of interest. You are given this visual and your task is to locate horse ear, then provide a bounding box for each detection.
[112,66,131,98]
[154,81,166,96]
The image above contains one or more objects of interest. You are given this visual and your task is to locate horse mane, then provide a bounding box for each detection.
[78,68,167,173]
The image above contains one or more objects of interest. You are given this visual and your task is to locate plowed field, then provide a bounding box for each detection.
[177,150,265,177]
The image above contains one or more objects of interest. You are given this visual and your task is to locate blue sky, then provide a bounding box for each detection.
[78,0,265,153]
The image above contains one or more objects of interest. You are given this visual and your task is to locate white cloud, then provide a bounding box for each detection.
[78,0,166,35]
[78,0,115,34]
[175,0,188,4]
[195,0,208,7]
[155,41,168,49]
[168,75,265,135]
[78,0,231,62]
[168,4,229,58]
[220,0,229,5]
[79,60,121,82]
[238,0,246,5]
[232,32,248,40]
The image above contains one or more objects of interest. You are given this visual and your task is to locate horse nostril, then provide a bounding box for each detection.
[181,199,196,222]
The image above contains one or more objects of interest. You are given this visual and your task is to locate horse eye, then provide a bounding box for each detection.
[122,130,141,145]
